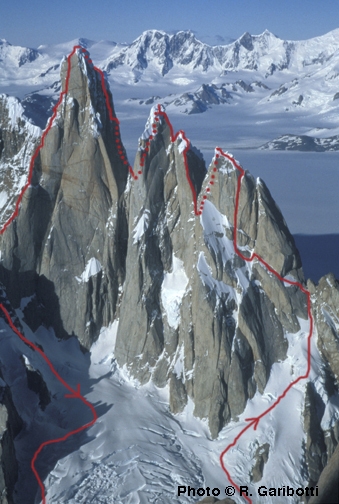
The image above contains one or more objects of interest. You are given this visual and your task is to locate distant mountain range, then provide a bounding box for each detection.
[260,133,339,151]
[2,28,339,78]
[1,28,339,150]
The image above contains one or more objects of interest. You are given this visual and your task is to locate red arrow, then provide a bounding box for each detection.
[245,416,261,430]
[65,383,82,399]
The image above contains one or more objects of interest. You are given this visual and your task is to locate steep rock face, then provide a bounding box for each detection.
[115,106,206,383]
[0,44,338,500]
[0,49,128,347]
[310,274,339,384]
[115,105,307,437]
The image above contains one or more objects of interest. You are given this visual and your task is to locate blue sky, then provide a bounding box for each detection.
[2,0,339,47]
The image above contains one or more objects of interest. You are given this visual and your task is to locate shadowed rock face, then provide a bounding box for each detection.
[304,274,339,491]
[0,95,41,229]
[0,50,128,348]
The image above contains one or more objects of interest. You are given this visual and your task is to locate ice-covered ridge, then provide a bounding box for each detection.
[140,104,164,141]
[197,252,236,300]
[197,199,252,300]
[177,132,189,153]
[0,94,41,229]
[200,200,233,262]
[1,94,25,129]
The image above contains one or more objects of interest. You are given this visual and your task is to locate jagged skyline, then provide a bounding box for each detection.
[2,0,339,48]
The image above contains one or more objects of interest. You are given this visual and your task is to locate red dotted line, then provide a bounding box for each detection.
[137,110,160,176]
[71,51,314,504]
[138,136,152,175]
[198,153,219,213]
[150,105,201,214]
[126,105,313,503]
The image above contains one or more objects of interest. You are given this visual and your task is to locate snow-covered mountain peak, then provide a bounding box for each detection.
[77,37,96,49]
[134,29,168,40]
[0,39,40,68]
[238,31,255,50]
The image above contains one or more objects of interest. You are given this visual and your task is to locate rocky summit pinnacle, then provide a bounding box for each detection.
[0,48,128,348]
[115,105,307,437]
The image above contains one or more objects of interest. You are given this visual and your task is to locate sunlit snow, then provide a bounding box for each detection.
[132,209,150,244]
[161,254,188,329]
[76,257,102,283]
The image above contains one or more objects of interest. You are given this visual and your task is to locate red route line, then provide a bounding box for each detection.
[136,104,313,501]
[0,45,313,503]
[0,46,106,504]
[125,103,313,501]
[213,149,313,504]
[154,104,200,215]
[0,303,98,504]
[0,45,80,235]
[81,48,135,178]
[131,103,201,214]
[0,44,135,240]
